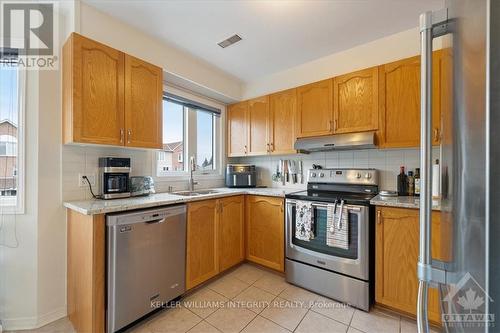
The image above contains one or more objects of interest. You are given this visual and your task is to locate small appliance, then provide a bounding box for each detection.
[225,164,257,188]
[285,168,379,311]
[98,157,131,199]
[129,176,155,197]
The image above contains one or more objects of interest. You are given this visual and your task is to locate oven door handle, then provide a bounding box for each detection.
[310,202,361,212]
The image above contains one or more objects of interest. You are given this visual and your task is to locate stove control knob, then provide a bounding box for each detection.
[311,172,317,178]
[365,173,372,180]
[319,172,325,178]
[356,173,362,179]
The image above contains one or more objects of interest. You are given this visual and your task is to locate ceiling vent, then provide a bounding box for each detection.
[217,34,242,48]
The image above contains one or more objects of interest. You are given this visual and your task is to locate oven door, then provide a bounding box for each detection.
[285,198,370,280]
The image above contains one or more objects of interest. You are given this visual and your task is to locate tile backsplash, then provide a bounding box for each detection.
[230,148,440,191]
[62,145,224,201]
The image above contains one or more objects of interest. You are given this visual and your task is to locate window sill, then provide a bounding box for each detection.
[154,173,224,182]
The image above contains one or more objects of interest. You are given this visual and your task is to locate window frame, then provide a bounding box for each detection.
[0,60,25,214]
[154,85,224,180]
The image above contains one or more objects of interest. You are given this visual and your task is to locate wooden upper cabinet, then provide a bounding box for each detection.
[375,207,442,324]
[296,79,333,137]
[269,88,297,155]
[124,55,163,149]
[227,101,248,157]
[63,33,125,146]
[186,200,219,289]
[218,196,245,272]
[333,67,379,133]
[246,195,285,272]
[247,96,270,155]
[378,52,442,148]
[62,33,163,149]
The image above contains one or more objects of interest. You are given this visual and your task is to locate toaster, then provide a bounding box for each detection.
[129,176,156,197]
[225,164,257,188]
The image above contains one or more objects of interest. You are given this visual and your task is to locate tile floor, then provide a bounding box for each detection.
[12,263,442,333]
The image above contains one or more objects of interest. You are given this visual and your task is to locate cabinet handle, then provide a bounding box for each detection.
[280,201,284,213]
[377,210,381,224]
[433,128,439,142]
[127,129,132,144]
[120,129,124,143]
[244,145,247,155]
[334,119,338,131]
[266,143,270,153]
[270,142,274,152]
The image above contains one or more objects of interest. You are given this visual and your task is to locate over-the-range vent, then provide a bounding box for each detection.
[217,34,242,48]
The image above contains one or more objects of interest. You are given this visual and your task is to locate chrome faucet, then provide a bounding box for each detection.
[188,156,198,191]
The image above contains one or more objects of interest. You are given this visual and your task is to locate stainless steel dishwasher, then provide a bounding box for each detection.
[106,205,186,333]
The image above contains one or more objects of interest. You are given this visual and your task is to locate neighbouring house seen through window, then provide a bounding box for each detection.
[157,92,220,176]
[0,55,24,211]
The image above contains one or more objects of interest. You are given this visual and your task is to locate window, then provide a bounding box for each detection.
[156,91,221,177]
[0,56,24,212]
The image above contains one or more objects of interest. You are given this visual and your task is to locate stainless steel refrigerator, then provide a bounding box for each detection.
[417,1,498,332]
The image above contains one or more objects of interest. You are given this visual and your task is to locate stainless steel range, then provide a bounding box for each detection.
[285,168,379,311]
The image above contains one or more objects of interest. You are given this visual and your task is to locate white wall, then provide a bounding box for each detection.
[242,27,443,99]
[231,148,440,192]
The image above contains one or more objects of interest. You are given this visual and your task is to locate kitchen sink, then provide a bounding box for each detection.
[173,190,221,197]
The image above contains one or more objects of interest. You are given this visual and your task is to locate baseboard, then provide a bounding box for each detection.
[2,306,67,331]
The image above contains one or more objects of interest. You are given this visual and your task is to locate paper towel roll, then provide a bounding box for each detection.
[432,161,440,198]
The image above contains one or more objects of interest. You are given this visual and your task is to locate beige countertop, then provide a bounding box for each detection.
[63,187,298,215]
[370,194,441,211]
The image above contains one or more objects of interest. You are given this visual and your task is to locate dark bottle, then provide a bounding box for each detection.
[397,166,408,196]
[414,168,421,196]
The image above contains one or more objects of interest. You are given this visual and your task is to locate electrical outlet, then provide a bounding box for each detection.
[79,173,96,187]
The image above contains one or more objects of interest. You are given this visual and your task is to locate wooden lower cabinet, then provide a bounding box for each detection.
[67,210,105,333]
[186,200,219,289]
[245,195,285,272]
[219,196,245,272]
[375,206,443,324]
[186,196,246,289]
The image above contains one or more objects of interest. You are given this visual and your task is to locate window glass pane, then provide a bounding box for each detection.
[0,66,19,206]
[196,111,214,171]
[158,100,184,172]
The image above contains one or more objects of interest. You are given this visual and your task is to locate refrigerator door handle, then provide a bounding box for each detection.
[417,9,450,333]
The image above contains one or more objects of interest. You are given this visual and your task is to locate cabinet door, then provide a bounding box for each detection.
[296,79,333,137]
[246,196,284,272]
[375,207,442,324]
[269,89,297,155]
[227,101,248,157]
[219,196,245,272]
[186,200,219,289]
[378,53,441,148]
[333,67,378,133]
[248,96,270,155]
[66,33,125,145]
[124,54,163,149]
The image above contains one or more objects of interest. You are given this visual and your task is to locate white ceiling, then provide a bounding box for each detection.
[83,0,443,83]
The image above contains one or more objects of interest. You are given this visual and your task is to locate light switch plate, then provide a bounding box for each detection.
[79,173,96,187]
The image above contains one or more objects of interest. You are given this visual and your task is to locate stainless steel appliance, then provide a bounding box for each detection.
[98,157,131,199]
[225,164,257,188]
[106,205,186,333]
[129,176,155,197]
[294,131,377,153]
[285,168,379,311]
[417,3,497,332]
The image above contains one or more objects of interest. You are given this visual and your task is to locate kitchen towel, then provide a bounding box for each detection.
[295,201,314,241]
[326,201,349,250]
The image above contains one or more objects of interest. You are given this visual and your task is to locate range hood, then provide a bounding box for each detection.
[294,131,376,153]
